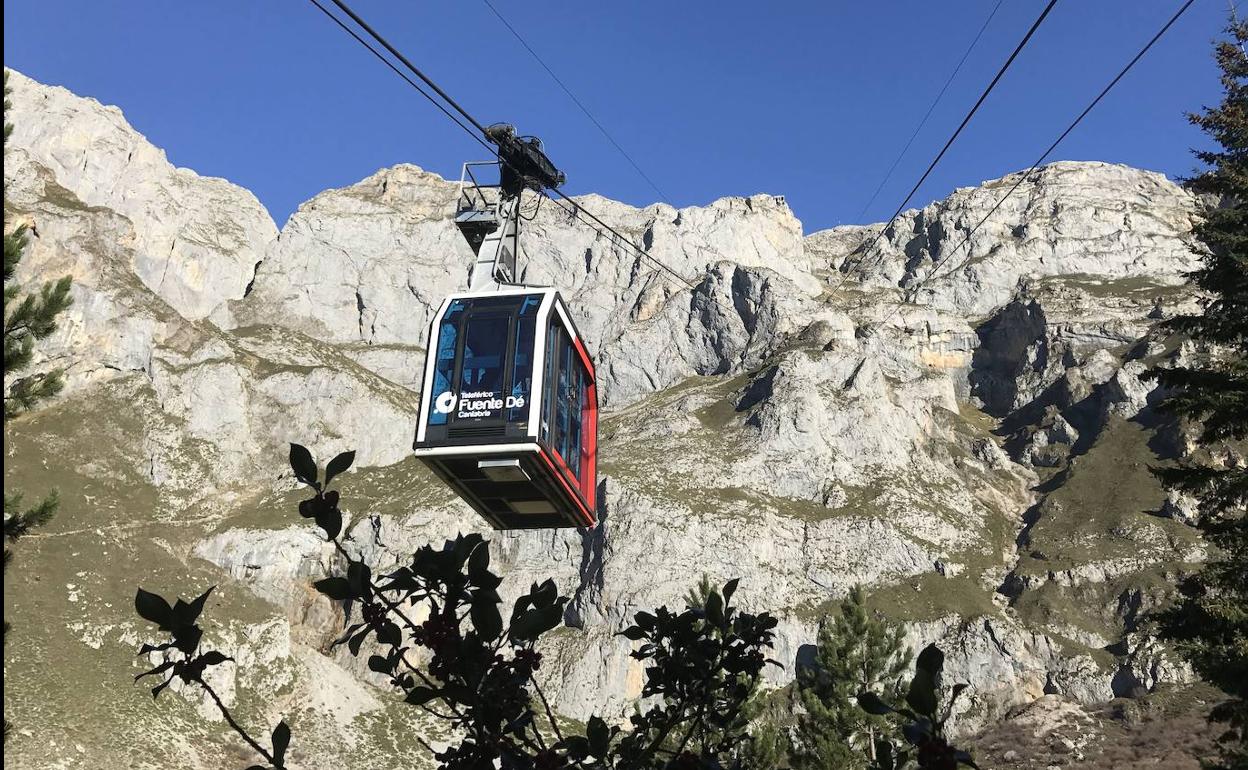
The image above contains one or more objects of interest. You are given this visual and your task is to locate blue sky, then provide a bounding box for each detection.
[2,1,1232,233]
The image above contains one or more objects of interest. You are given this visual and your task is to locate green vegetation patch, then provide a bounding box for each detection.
[1017,416,1202,574]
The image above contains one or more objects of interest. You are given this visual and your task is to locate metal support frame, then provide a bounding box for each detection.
[467,194,521,290]
[456,161,525,291]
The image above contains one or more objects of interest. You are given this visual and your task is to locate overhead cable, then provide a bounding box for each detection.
[855,0,1006,223]
[307,0,493,154]
[307,0,713,301]
[827,0,1060,303]
[325,0,490,135]
[481,0,671,203]
[903,0,1199,307]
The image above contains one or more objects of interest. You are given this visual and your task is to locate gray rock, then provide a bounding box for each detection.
[1,70,1217,762]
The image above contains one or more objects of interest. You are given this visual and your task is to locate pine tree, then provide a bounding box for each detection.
[1151,19,1248,770]
[3,68,74,743]
[793,586,911,770]
[738,689,791,770]
[4,74,73,419]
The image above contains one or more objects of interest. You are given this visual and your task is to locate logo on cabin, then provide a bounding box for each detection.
[434,391,458,414]
[435,391,527,418]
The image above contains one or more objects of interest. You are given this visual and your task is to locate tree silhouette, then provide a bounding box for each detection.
[1150,18,1248,770]
[134,444,782,769]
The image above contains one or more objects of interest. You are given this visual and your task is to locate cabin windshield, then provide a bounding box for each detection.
[428,294,544,429]
[460,314,507,394]
[508,297,540,422]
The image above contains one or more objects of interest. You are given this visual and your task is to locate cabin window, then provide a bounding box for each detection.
[458,313,509,421]
[555,332,572,463]
[429,315,461,426]
[565,345,582,479]
[542,326,558,442]
[508,298,540,423]
[580,368,594,491]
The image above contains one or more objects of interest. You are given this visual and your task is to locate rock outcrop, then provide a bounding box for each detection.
[2,70,1212,769]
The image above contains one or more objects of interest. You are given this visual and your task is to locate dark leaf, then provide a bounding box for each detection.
[288,443,319,488]
[942,682,970,726]
[619,626,647,641]
[561,735,590,761]
[722,577,740,605]
[587,716,609,757]
[200,650,233,667]
[404,686,438,705]
[468,538,490,575]
[471,593,503,640]
[511,602,564,641]
[330,623,364,650]
[172,624,203,655]
[471,569,502,591]
[532,578,558,608]
[135,588,174,628]
[184,586,214,625]
[915,643,945,677]
[906,670,938,718]
[510,593,534,622]
[376,621,401,647]
[324,450,356,487]
[137,642,172,656]
[134,660,175,682]
[857,691,894,715]
[347,561,372,598]
[348,626,371,656]
[170,587,215,628]
[313,577,352,601]
[368,655,393,674]
[272,719,291,764]
[151,676,174,699]
[705,591,725,626]
[314,504,342,541]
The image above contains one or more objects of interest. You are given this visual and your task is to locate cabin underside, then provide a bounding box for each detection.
[416,443,594,529]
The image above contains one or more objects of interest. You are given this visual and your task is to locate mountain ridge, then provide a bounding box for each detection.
[2,68,1215,769]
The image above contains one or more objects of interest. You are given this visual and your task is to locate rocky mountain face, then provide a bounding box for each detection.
[2,69,1214,769]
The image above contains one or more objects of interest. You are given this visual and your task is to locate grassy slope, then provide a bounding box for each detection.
[1,361,1210,766]
[3,378,437,769]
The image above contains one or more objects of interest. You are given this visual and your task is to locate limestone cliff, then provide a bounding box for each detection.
[2,69,1210,769]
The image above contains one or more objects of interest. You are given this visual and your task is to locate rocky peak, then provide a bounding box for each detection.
[1,69,1215,768]
[5,69,277,321]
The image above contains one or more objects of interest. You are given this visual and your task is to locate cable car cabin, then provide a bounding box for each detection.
[413,288,598,529]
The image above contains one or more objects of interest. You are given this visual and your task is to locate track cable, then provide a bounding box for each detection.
[855,0,1006,223]
[826,0,1060,303]
[310,0,718,302]
[890,0,1199,322]
[481,0,671,203]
